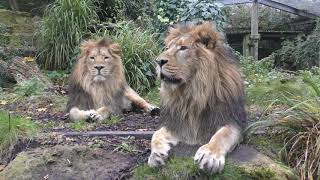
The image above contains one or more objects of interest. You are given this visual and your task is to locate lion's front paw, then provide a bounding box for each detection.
[148,140,172,168]
[86,110,103,122]
[148,151,167,168]
[194,144,226,174]
[148,105,160,116]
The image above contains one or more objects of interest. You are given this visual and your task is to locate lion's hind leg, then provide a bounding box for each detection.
[194,124,241,174]
[148,127,179,167]
[124,87,159,115]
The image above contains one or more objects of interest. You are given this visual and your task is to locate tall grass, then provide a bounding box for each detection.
[36,0,98,70]
[0,111,38,154]
[98,21,161,94]
[248,75,320,180]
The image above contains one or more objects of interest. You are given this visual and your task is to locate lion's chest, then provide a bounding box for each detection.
[88,84,126,114]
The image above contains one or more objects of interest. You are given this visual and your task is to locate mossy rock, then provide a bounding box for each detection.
[133,145,298,180]
[0,145,137,180]
[0,9,32,25]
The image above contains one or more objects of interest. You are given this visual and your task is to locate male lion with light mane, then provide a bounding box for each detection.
[148,22,247,174]
[66,38,158,121]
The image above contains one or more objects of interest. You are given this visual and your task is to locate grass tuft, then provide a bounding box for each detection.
[36,0,98,70]
[97,21,161,94]
[0,111,38,154]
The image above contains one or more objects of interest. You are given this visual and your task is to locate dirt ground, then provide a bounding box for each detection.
[0,85,160,179]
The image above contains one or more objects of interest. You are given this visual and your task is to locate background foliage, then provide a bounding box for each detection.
[156,0,226,29]
[36,0,98,70]
[97,21,161,94]
[272,21,320,70]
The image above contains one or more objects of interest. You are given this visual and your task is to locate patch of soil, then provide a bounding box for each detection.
[0,139,40,166]
[98,113,160,131]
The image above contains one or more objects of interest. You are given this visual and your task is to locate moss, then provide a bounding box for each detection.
[102,115,122,126]
[69,120,90,131]
[133,157,276,180]
[245,134,284,161]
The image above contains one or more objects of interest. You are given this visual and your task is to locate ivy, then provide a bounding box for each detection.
[156,0,226,29]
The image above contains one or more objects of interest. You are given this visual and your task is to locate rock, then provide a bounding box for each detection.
[0,145,137,180]
[171,144,298,180]
[0,9,39,47]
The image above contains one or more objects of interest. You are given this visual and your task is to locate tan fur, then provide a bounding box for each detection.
[67,38,156,121]
[148,21,247,173]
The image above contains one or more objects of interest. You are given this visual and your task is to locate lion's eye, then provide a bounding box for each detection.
[90,56,95,61]
[104,56,110,61]
[179,46,188,51]
[164,47,169,50]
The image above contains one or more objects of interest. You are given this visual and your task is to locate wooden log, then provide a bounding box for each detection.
[62,131,155,139]
[7,56,51,85]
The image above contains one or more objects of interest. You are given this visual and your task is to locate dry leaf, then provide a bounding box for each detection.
[23,56,34,62]
[0,100,7,105]
[0,165,5,172]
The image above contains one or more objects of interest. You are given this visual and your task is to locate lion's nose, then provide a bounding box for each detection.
[94,65,105,71]
[156,59,168,67]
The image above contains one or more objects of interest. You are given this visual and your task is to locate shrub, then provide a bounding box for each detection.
[273,21,320,70]
[97,21,161,94]
[36,0,98,70]
[14,77,45,97]
[239,53,273,85]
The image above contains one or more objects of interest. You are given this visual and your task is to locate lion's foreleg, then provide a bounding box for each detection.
[148,127,179,167]
[69,107,110,121]
[124,87,158,113]
[194,124,241,174]
[69,107,93,121]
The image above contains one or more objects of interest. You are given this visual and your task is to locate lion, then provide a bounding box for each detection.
[66,38,158,121]
[148,22,247,174]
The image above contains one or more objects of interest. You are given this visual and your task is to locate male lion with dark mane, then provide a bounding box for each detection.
[148,22,247,174]
[66,38,157,121]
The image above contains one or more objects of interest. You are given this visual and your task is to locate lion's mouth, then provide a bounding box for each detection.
[160,73,181,84]
[93,75,106,82]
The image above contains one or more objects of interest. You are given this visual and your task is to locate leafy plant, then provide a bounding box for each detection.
[156,0,226,29]
[97,21,161,94]
[0,111,38,154]
[36,0,98,70]
[14,77,45,97]
[46,71,69,86]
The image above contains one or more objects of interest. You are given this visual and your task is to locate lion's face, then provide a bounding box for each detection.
[78,38,123,83]
[156,22,218,87]
[156,35,198,85]
[85,46,119,82]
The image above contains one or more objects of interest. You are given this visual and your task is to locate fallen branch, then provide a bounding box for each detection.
[61,131,155,139]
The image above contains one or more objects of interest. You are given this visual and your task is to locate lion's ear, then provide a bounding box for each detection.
[80,40,95,54]
[109,43,122,56]
[193,22,218,49]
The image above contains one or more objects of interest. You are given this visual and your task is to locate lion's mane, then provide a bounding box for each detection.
[66,38,127,114]
[160,22,247,144]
